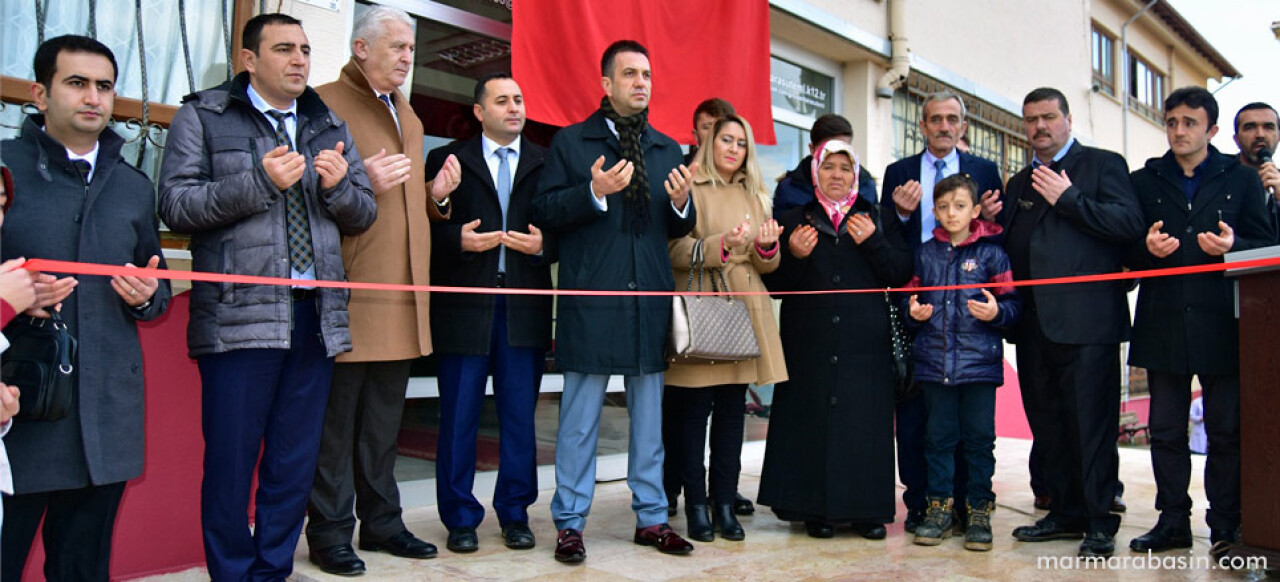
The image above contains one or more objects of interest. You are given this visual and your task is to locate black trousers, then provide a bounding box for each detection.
[1016,316,1121,536]
[306,360,413,549]
[661,389,683,502]
[666,384,747,505]
[1147,370,1240,533]
[2,481,127,582]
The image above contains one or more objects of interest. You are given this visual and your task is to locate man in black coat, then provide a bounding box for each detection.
[879,91,1004,532]
[983,87,1145,558]
[1231,102,1279,235]
[1126,87,1275,559]
[532,40,697,564]
[426,72,551,554]
[1,35,169,580]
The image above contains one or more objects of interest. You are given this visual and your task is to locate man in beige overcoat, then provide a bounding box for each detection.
[305,6,462,576]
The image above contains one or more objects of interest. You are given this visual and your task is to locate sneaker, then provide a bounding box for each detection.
[912,498,954,546]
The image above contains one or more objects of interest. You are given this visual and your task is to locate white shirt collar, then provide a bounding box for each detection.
[923,147,959,169]
[481,133,522,159]
[42,126,100,181]
[246,82,297,118]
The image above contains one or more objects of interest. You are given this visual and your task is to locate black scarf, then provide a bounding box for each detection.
[599,96,650,232]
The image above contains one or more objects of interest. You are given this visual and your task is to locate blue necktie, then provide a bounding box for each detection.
[379,94,400,136]
[927,159,946,238]
[497,147,512,272]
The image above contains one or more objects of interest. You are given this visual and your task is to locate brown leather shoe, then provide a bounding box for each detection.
[554,529,585,564]
[634,524,694,555]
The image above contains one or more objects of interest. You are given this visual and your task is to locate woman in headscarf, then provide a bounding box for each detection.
[665,115,787,543]
[758,140,913,539]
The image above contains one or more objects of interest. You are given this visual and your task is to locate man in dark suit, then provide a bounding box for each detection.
[1126,87,1275,560]
[983,87,1144,558]
[532,39,697,564]
[879,91,1003,533]
[426,72,552,555]
[1231,102,1279,234]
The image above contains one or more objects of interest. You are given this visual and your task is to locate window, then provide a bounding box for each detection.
[1091,25,1115,96]
[1128,53,1165,122]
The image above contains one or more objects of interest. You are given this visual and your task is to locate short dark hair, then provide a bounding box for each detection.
[1024,87,1070,116]
[934,173,981,206]
[601,40,648,77]
[1234,102,1278,133]
[692,98,735,128]
[474,72,514,104]
[33,34,118,88]
[1164,86,1218,126]
[810,114,853,146]
[243,13,304,54]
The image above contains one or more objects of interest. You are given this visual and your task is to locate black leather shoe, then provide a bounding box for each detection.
[1078,532,1115,558]
[712,502,745,541]
[309,544,366,576]
[1012,517,1085,542]
[667,491,679,517]
[359,530,438,559]
[1129,523,1192,552]
[685,503,714,542]
[805,521,834,539]
[502,522,536,549]
[732,492,755,516]
[852,522,887,540]
[1209,526,1240,567]
[446,527,479,553]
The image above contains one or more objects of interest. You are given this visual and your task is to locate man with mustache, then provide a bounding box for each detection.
[879,91,1003,535]
[159,13,376,580]
[424,72,550,555]
[533,39,697,564]
[1126,87,1274,563]
[305,6,454,575]
[1231,102,1279,235]
[983,87,1144,558]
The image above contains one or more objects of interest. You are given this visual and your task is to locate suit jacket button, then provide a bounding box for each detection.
[830,396,838,406]
[830,355,838,364]
[831,315,840,324]
[832,275,841,284]
[628,281,637,290]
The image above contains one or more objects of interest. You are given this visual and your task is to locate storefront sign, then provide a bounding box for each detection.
[770,56,833,118]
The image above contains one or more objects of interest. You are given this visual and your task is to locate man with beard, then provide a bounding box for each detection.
[1231,102,1279,233]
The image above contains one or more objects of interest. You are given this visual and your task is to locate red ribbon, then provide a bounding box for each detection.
[22,255,1280,297]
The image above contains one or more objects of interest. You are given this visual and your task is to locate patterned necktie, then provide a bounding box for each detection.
[496,147,512,272]
[265,110,314,273]
[71,159,92,185]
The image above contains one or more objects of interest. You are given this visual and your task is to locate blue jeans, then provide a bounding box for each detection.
[921,382,996,504]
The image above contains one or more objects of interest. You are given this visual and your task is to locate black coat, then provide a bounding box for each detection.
[427,136,553,355]
[757,196,913,522]
[997,141,1145,345]
[880,150,1004,251]
[1127,147,1276,375]
[2,117,171,492]
[531,111,696,375]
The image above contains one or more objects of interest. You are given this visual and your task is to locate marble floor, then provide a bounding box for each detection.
[139,436,1272,581]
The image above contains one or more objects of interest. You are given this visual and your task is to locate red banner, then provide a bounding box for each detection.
[512,0,775,145]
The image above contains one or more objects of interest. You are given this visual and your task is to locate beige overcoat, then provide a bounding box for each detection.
[315,59,447,362]
[665,176,788,387]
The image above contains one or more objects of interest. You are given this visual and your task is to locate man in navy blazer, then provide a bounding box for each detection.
[426,73,552,555]
[879,91,1003,533]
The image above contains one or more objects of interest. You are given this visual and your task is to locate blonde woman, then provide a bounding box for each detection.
[665,115,787,542]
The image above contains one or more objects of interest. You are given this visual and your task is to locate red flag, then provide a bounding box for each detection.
[512,0,775,145]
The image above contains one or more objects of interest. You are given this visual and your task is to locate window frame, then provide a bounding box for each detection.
[1091,24,1116,97]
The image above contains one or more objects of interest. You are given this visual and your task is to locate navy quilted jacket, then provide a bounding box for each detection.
[903,219,1019,386]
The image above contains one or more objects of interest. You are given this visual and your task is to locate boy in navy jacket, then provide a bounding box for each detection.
[903,174,1019,551]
